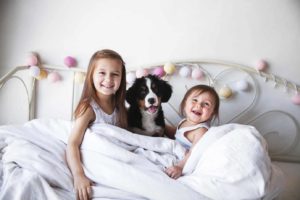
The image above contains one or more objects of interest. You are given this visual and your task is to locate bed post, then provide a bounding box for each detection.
[28,76,36,120]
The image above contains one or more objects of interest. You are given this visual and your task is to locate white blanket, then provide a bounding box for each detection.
[0,119,283,200]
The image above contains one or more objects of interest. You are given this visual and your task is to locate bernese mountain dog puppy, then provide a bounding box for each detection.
[126,74,172,137]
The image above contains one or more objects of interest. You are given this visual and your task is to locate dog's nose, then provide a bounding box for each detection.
[148,98,155,105]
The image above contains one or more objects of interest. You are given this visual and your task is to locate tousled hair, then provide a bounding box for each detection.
[179,85,220,123]
[74,49,128,129]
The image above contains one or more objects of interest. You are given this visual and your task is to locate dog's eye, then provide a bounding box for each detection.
[151,84,158,93]
[138,86,148,98]
[140,86,147,93]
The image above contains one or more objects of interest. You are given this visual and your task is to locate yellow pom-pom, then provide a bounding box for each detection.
[218,86,232,99]
[36,69,48,80]
[163,62,176,74]
[74,72,86,84]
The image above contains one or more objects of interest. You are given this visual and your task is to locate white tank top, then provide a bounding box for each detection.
[175,119,210,150]
[89,99,118,127]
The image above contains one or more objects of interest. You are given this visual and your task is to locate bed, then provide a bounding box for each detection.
[0,57,299,200]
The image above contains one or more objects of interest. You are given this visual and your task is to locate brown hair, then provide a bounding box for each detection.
[179,85,220,123]
[74,49,128,129]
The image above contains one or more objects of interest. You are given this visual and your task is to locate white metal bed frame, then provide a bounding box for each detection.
[0,60,299,163]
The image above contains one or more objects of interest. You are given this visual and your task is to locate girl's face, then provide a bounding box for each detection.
[93,58,123,97]
[184,91,216,125]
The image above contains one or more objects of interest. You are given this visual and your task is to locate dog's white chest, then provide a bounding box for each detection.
[141,110,163,135]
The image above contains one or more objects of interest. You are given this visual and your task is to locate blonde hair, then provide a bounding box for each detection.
[180,85,220,123]
[74,49,128,129]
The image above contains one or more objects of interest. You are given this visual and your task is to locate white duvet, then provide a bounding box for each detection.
[0,119,283,200]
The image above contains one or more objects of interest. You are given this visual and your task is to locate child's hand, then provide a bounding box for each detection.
[165,165,183,179]
[74,174,92,200]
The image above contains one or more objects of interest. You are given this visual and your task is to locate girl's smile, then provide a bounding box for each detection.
[191,109,201,116]
[184,91,216,125]
[93,58,122,96]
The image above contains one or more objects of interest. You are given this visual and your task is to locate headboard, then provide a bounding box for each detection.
[0,60,299,163]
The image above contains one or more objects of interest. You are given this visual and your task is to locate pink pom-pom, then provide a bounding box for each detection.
[27,53,38,66]
[48,72,61,82]
[136,68,148,78]
[255,60,268,71]
[64,56,77,67]
[191,68,205,80]
[291,94,300,105]
[152,66,165,78]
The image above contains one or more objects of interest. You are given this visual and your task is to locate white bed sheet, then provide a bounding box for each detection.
[0,119,284,200]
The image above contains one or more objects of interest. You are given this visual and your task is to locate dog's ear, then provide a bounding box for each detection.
[159,80,173,102]
[126,85,136,105]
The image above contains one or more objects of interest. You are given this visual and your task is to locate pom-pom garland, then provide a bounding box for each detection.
[191,68,205,80]
[29,66,41,77]
[179,66,192,78]
[136,68,148,78]
[27,53,38,66]
[291,93,300,105]
[235,80,249,91]
[26,52,80,83]
[27,52,42,67]
[126,72,136,84]
[163,62,176,74]
[36,69,48,80]
[64,56,77,68]
[218,85,233,99]
[152,66,165,78]
[24,52,300,106]
[129,62,206,80]
[255,60,268,71]
[48,71,62,83]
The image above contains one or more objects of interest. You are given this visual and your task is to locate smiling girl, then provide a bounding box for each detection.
[66,49,127,200]
[165,85,219,179]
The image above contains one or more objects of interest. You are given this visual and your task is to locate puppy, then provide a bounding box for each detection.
[126,74,172,137]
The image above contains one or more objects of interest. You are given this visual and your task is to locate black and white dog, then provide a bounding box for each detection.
[126,74,172,137]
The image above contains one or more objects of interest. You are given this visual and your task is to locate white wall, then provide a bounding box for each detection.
[1,0,300,86]
[1,0,300,125]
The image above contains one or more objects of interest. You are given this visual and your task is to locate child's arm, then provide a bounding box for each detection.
[66,107,95,200]
[165,127,207,179]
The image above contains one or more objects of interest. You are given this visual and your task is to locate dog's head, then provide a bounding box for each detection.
[126,74,172,114]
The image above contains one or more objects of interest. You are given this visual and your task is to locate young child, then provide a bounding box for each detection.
[66,49,128,200]
[165,85,219,179]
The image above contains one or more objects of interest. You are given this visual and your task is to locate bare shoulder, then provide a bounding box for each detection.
[70,106,95,140]
[190,127,208,143]
[81,106,95,121]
